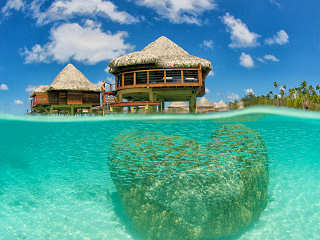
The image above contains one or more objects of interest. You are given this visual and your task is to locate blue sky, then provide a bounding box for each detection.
[0,0,319,114]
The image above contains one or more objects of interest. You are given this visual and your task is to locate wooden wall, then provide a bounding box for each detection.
[33,91,100,107]
[34,93,50,105]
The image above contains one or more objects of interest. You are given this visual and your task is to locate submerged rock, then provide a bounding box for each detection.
[109,124,269,240]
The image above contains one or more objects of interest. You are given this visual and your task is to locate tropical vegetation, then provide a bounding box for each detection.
[230,81,320,111]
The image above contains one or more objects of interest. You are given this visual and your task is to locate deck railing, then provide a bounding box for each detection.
[107,66,203,91]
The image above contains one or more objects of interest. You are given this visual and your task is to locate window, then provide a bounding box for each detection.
[183,70,198,83]
[166,70,182,83]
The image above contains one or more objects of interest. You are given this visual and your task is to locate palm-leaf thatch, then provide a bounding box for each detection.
[50,64,100,92]
[109,36,212,76]
[30,85,50,97]
[214,100,229,112]
[168,101,188,108]
[197,97,214,108]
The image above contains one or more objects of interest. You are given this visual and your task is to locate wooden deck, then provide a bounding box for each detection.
[110,101,161,107]
[102,65,203,92]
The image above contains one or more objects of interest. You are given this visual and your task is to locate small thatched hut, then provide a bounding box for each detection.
[214,100,229,112]
[30,64,101,114]
[167,102,189,113]
[105,36,213,113]
[197,97,215,113]
[237,101,245,109]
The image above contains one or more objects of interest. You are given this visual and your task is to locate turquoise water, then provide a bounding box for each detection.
[0,107,319,240]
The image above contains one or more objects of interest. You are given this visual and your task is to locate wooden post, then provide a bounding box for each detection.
[189,94,197,113]
[118,93,123,102]
[102,84,106,108]
[164,71,166,84]
[149,91,156,113]
[147,71,150,86]
[161,101,165,112]
[118,93,123,112]
[181,70,184,84]
[149,90,153,101]
[133,72,136,87]
[102,80,106,108]
[122,74,124,88]
[198,64,203,86]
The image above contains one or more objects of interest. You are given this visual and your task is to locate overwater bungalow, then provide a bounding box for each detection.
[104,36,212,113]
[167,101,189,113]
[30,64,101,114]
[214,100,229,112]
[197,97,215,113]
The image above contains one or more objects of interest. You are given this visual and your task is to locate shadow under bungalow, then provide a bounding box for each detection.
[30,36,223,114]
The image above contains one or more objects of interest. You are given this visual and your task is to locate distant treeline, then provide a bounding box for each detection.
[230,81,320,111]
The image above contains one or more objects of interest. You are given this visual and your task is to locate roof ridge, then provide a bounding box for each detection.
[50,64,100,92]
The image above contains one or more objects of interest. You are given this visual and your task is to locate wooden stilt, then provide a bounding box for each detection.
[189,94,197,113]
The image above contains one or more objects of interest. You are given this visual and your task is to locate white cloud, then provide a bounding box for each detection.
[257,57,265,63]
[105,66,110,73]
[264,54,280,62]
[1,0,25,16]
[205,87,211,94]
[135,0,216,24]
[30,0,138,25]
[265,30,289,45]
[222,13,260,48]
[227,93,240,102]
[270,0,281,8]
[240,52,254,68]
[25,85,37,92]
[96,81,104,87]
[107,76,114,82]
[0,83,8,90]
[208,71,214,77]
[245,88,255,96]
[22,21,134,64]
[14,99,24,105]
[201,40,214,49]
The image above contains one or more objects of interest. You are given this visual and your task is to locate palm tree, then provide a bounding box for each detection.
[239,81,320,110]
[301,81,307,95]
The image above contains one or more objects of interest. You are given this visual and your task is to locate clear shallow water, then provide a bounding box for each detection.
[0,107,319,240]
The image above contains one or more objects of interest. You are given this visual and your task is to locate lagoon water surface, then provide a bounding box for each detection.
[0,107,319,240]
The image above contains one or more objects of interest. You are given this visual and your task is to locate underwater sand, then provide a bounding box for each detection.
[0,106,319,240]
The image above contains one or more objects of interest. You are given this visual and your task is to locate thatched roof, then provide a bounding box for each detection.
[197,97,214,108]
[50,64,100,92]
[30,85,50,97]
[168,101,188,108]
[214,100,229,111]
[109,36,212,76]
